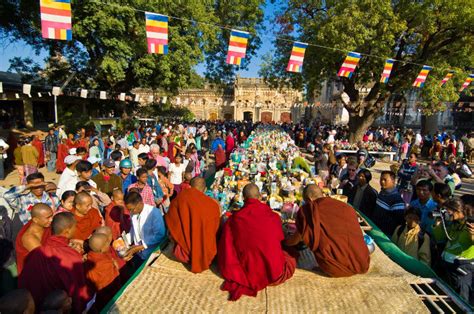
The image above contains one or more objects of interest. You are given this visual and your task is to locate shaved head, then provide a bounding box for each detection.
[74,191,92,205]
[243,183,260,200]
[89,233,108,253]
[303,184,324,201]
[52,212,76,236]
[0,289,35,314]
[190,177,206,192]
[94,226,113,243]
[183,172,193,182]
[41,290,71,313]
[31,203,53,218]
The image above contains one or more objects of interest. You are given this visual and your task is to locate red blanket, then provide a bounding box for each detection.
[15,221,51,274]
[165,187,220,273]
[218,199,294,300]
[296,197,370,277]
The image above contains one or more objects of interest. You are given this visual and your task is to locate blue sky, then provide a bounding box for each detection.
[0,2,279,78]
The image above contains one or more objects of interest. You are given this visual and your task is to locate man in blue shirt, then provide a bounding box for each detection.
[410,180,437,234]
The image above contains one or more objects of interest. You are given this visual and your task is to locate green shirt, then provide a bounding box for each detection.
[433,221,474,263]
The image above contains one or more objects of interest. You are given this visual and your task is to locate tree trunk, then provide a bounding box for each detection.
[421,113,438,135]
[347,112,377,144]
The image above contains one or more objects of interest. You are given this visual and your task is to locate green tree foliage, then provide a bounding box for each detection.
[261,0,474,142]
[1,0,264,93]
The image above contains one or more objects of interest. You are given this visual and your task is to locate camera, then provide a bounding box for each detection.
[429,208,450,221]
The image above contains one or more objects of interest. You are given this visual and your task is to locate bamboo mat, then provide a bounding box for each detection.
[107,243,428,313]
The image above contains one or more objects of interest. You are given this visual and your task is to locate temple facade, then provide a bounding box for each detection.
[134,76,303,122]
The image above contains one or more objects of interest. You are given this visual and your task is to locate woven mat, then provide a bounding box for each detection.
[108,243,428,313]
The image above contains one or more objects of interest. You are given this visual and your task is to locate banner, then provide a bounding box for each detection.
[337,52,361,78]
[145,12,168,54]
[286,42,308,73]
[412,65,432,88]
[459,74,474,92]
[40,0,72,40]
[439,71,454,86]
[226,29,249,65]
[380,59,394,84]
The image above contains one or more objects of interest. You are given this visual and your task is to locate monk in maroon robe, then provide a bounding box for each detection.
[215,145,226,171]
[218,183,295,301]
[288,184,370,277]
[15,204,53,274]
[32,135,45,168]
[19,212,91,313]
[56,139,69,173]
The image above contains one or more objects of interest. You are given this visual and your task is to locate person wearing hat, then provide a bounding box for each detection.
[87,156,101,177]
[56,155,82,198]
[118,159,137,194]
[92,159,123,197]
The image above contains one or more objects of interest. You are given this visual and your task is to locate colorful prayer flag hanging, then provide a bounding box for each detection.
[459,74,474,92]
[439,71,454,87]
[286,42,308,73]
[337,52,362,78]
[412,65,432,88]
[226,30,250,66]
[379,59,395,84]
[39,0,72,41]
[145,12,168,54]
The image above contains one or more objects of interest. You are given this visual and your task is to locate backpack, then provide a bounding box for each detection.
[396,226,425,249]
[364,153,376,168]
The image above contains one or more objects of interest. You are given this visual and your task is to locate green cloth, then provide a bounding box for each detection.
[432,221,474,263]
[292,156,311,174]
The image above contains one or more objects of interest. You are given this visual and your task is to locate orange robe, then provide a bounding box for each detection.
[85,251,121,310]
[104,201,131,240]
[56,143,69,173]
[165,187,220,273]
[296,197,370,277]
[71,208,103,241]
[218,199,295,300]
[32,138,45,167]
[15,221,51,274]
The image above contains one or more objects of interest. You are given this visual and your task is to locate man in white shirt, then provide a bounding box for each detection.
[129,141,140,168]
[138,138,150,154]
[56,155,82,198]
[124,191,167,263]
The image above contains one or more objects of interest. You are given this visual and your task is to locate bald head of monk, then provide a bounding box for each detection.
[94,226,113,244]
[0,289,35,314]
[243,183,261,201]
[52,212,77,239]
[41,290,72,314]
[190,177,206,192]
[74,191,93,216]
[31,203,54,228]
[89,233,109,253]
[183,172,193,182]
[303,184,324,202]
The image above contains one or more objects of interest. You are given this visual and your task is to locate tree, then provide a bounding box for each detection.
[1,0,265,93]
[261,0,474,142]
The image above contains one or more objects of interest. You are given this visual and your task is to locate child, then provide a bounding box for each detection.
[85,233,121,310]
[179,172,193,191]
[392,207,431,265]
[104,189,131,240]
[56,190,76,214]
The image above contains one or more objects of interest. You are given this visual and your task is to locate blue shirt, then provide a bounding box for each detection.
[211,138,225,152]
[410,198,438,234]
[131,204,167,260]
[121,173,137,194]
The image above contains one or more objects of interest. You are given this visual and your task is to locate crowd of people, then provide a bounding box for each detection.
[0,119,472,312]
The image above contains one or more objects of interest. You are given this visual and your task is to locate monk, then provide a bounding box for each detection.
[19,212,91,313]
[218,183,296,301]
[0,289,35,314]
[40,290,72,313]
[94,226,127,273]
[32,135,45,168]
[85,233,121,310]
[15,203,53,274]
[287,184,370,277]
[71,192,103,241]
[104,189,131,240]
[56,138,69,173]
[165,177,220,273]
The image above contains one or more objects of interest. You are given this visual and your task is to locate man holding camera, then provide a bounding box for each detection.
[432,198,473,305]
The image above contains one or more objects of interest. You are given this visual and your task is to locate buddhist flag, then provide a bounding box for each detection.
[337,52,361,78]
[412,65,432,88]
[459,74,474,92]
[380,59,395,84]
[439,71,454,87]
[145,12,168,54]
[286,42,308,73]
[226,30,249,66]
[39,0,72,40]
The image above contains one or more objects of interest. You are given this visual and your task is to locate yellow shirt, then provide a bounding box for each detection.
[392,224,431,266]
[21,144,39,166]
